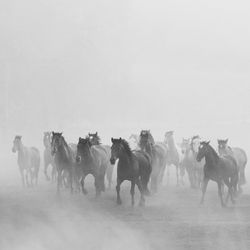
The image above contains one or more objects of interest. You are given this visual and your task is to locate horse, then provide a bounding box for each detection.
[164,131,184,186]
[110,137,151,206]
[51,132,75,195]
[12,135,40,187]
[76,137,109,197]
[218,139,247,192]
[88,132,114,189]
[196,141,238,207]
[43,132,56,182]
[139,130,167,193]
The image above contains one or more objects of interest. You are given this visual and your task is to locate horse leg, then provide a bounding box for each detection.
[94,175,101,198]
[20,168,25,187]
[135,179,145,206]
[44,161,50,181]
[57,169,62,195]
[217,181,225,207]
[176,164,179,186]
[116,178,123,205]
[166,165,170,185]
[200,178,209,204]
[130,181,135,206]
[80,175,88,195]
[69,168,73,194]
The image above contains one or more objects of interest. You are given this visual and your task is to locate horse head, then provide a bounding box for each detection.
[76,137,92,163]
[217,139,229,155]
[196,141,210,162]
[180,138,191,154]
[12,135,22,153]
[51,132,63,155]
[88,132,101,146]
[110,137,123,164]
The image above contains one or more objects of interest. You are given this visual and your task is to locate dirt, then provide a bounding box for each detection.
[1,156,250,250]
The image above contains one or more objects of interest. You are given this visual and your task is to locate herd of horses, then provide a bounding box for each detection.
[12,130,247,207]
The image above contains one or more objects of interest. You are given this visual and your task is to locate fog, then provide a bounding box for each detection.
[0,0,250,249]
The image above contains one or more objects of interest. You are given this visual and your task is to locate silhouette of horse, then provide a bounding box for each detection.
[218,139,247,192]
[181,136,204,189]
[139,130,167,193]
[88,132,114,189]
[164,131,184,186]
[76,137,108,197]
[43,132,56,182]
[110,138,151,206]
[197,141,238,207]
[12,136,40,187]
[51,132,75,195]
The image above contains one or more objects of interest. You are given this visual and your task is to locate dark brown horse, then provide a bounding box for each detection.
[88,132,114,189]
[139,130,167,193]
[12,136,40,187]
[110,138,151,206]
[51,132,75,195]
[218,139,247,192]
[197,141,238,207]
[76,137,108,197]
[43,132,56,182]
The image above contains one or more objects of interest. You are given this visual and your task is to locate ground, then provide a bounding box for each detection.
[0,159,250,250]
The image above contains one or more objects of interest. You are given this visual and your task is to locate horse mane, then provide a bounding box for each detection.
[89,133,101,145]
[121,139,133,157]
[207,144,220,162]
[139,130,155,146]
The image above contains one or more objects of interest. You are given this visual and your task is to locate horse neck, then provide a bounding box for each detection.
[205,147,219,166]
[17,142,26,160]
[58,138,71,159]
[118,148,132,165]
[167,137,176,149]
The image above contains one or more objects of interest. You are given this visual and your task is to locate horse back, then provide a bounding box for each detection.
[91,145,110,166]
[232,147,247,167]
[219,155,238,176]
[133,150,151,175]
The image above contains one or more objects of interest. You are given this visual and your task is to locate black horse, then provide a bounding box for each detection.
[110,137,151,206]
[51,132,75,195]
[196,141,238,207]
[76,137,108,197]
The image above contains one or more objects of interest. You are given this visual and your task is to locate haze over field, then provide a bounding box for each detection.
[0,1,250,249]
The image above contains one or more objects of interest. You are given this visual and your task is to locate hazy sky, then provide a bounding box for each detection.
[1,0,250,140]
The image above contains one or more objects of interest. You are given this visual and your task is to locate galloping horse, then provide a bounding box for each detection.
[51,132,75,194]
[164,131,184,186]
[110,138,151,206]
[197,141,238,207]
[139,130,167,193]
[76,137,108,197]
[43,132,56,181]
[218,139,247,192]
[88,132,114,189]
[12,136,40,187]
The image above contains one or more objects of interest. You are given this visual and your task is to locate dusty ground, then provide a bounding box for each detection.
[1,156,250,250]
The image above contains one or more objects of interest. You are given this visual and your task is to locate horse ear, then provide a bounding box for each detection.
[79,137,81,141]
[206,141,210,145]
[95,132,97,135]
[111,138,114,143]
[225,138,228,143]
[119,137,122,141]
[217,139,220,143]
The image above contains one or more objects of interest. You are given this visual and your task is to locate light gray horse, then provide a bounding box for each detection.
[12,136,40,187]
[218,139,247,192]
